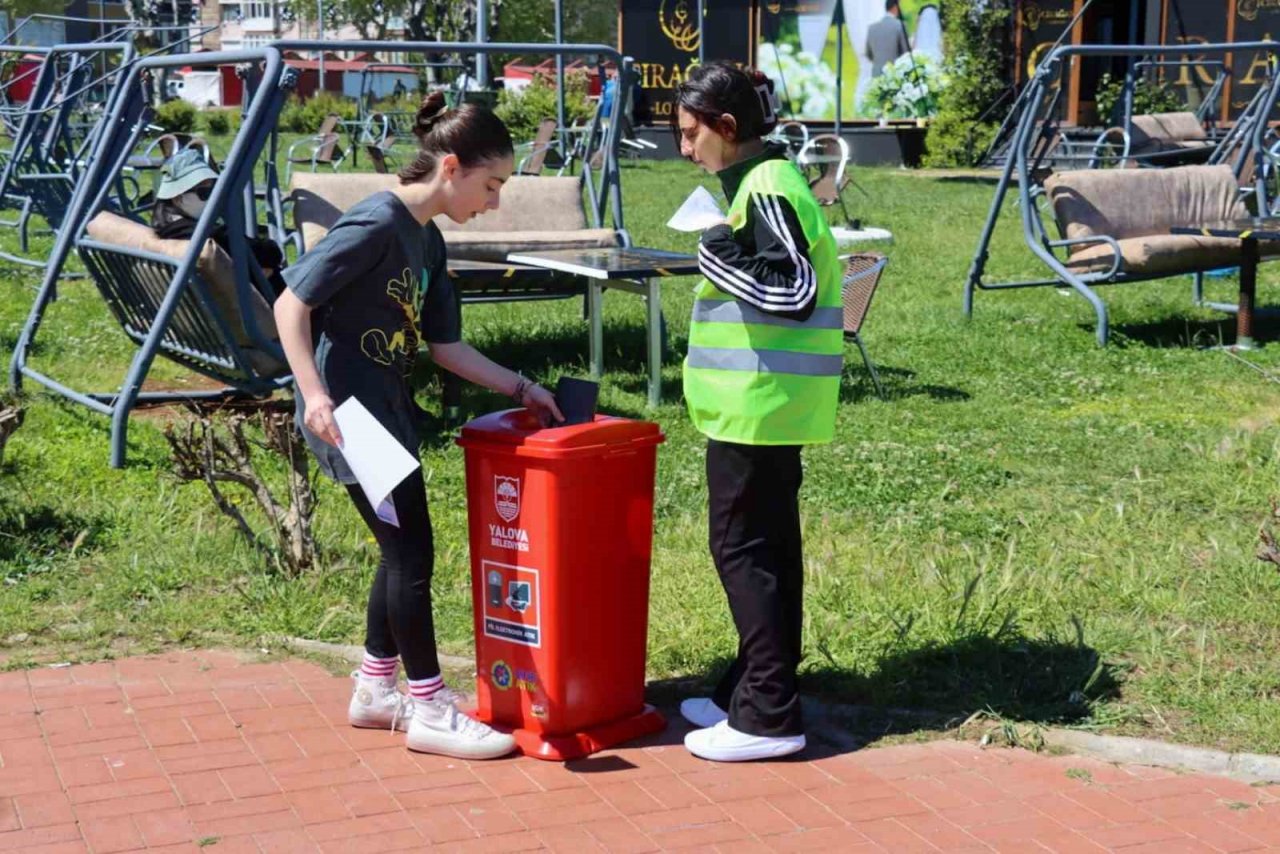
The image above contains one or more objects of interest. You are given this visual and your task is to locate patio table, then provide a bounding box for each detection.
[506,247,700,407]
[1170,217,1280,350]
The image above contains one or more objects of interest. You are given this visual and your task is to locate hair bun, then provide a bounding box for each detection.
[414,92,449,141]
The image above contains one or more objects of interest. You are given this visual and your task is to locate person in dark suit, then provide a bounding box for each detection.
[866,0,910,78]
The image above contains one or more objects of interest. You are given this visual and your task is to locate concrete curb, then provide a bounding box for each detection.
[284,637,1280,784]
[1041,728,1280,784]
[283,637,473,671]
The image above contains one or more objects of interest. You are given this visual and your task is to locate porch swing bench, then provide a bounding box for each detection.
[81,211,287,389]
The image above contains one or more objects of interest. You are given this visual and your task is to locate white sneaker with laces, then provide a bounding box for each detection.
[680,697,729,728]
[348,671,413,732]
[406,687,517,760]
[684,720,805,762]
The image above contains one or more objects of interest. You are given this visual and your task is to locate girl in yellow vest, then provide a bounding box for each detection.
[674,62,844,762]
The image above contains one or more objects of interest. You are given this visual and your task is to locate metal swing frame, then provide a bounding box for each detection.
[11,40,638,467]
[963,41,1280,347]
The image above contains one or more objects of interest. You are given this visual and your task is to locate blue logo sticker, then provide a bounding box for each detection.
[491,659,512,690]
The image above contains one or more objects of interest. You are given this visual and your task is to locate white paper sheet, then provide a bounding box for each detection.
[666,185,725,232]
[374,497,399,528]
[333,397,420,528]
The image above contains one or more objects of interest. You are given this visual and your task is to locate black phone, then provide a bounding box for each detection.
[555,377,599,426]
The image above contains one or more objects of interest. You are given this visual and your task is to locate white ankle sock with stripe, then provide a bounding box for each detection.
[360,653,399,684]
[407,674,444,702]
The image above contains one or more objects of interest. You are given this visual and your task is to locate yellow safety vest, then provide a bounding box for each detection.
[684,158,843,445]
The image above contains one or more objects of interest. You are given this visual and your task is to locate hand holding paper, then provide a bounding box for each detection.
[333,397,420,529]
[667,185,725,232]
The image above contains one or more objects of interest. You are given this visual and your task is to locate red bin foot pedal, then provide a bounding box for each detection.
[489,705,667,762]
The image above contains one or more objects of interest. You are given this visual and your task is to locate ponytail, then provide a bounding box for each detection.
[398,91,514,184]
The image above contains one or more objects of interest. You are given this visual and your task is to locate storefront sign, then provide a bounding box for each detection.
[620,0,754,122]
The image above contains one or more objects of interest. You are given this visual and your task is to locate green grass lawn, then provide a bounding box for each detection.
[3,142,1280,754]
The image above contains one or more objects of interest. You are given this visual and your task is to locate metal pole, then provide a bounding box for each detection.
[476,0,489,87]
[555,0,565,154]
[697,0,705,65]
[316,0,324,93]
[834,0,843,135]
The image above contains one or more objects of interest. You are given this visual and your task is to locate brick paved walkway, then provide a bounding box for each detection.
[2,650,1279,853]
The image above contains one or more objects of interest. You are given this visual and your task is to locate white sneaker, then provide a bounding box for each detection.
[406,687,517,760]
[684,720,805,762]
[680,697,729,728]
[348,671,413,732]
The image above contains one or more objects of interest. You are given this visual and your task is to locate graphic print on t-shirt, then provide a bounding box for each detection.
[360,267,425,374]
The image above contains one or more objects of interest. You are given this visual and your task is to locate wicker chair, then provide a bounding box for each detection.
[284,113,346,184]
[365,135,397,174]
[799,134,854,225]
[516,117,559,176]
[770,120,810,157]
[841,252,888,399]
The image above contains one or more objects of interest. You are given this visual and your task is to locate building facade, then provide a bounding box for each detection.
[209,0,397,53]
[3,0,389,55]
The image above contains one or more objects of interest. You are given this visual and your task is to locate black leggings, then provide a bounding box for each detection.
[346,471,441,681]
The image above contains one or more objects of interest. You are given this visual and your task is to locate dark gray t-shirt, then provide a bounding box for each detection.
[283,191,461,483]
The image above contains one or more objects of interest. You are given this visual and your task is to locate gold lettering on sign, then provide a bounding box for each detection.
[637,61,699,90]
[1242,34,1275,85]
[1028,41,1063,85]
[659,0,702,53]
[1169,37,1215,86]
[1239,0,1280,22]
[1022,3,1073,32]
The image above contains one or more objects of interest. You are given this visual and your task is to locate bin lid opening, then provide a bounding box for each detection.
[456,409,664,458]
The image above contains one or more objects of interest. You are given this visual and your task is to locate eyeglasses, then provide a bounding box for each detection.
[192,184,214,201]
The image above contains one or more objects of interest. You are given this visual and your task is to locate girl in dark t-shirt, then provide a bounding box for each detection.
[274,93,563,761]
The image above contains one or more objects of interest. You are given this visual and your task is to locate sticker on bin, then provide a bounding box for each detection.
[495,475,520,522]
[489,659,540,693]
[482,560,542,647]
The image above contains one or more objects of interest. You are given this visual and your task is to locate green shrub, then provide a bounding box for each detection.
[300,91,357,131]
[154,99,197,134]
[202,108,239,136]
[277,92,357,135]
[494,70,594,146]
[278,96,308,134]
[1094,72,1185,126]
[373,94,420,114]
[924,0,1013,167]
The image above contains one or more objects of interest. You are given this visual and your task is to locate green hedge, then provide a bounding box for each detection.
[202,108,240,136]
[924,0,1013,167]
[278,92,357,135]
[1094,72,1184,126]
[494,71,594,147]
[154,99,197,135]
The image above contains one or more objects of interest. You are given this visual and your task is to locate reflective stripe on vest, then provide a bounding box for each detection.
[686,346,844,377]
[691,299,844,330]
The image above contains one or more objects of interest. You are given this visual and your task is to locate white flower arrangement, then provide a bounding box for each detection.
[756,41,840,119]
[863,53,948,120]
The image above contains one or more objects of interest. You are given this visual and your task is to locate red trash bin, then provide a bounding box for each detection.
[456,409,666,760]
